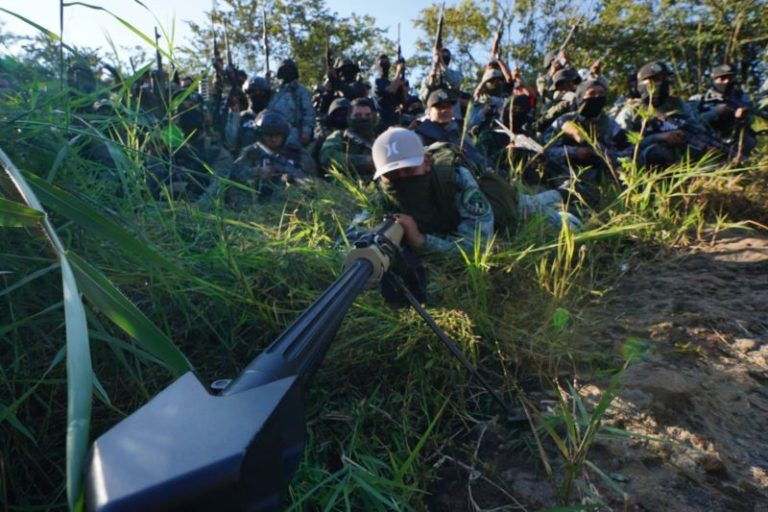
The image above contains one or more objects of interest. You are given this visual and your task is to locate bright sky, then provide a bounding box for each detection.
[1,0,429,58]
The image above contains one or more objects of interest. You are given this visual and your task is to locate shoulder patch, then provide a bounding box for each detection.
[460,187,490,218]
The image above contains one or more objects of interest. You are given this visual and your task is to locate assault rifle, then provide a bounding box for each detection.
[558,15,583,55]
[396,23,406,80]
[86,218,524,512]
[262,9,270,79]
[652,115,739,161]
[490,13,505,61]
[427,3,446,90]
[154,27,163,76]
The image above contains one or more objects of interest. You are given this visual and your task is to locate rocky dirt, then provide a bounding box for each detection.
[430,229,768,511]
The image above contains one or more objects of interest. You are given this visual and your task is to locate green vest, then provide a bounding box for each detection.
[379,161,459,236]
[427,143,519,232]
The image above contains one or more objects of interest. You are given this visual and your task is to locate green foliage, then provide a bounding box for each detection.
[183,0,388,87]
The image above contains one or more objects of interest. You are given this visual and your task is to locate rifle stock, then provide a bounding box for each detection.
[86,220,404,512]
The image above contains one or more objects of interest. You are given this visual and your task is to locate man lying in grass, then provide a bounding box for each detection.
[372,127,580,253]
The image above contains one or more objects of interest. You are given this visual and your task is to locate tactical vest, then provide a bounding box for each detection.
[427,143,518,233]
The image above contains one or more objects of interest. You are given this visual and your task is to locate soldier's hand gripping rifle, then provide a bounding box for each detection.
[396,23,406,81]
[490,14,504,62]
[221,21,245,110]
[555,14,583,66]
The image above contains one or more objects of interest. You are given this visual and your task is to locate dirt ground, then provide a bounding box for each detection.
[431,229,768,511]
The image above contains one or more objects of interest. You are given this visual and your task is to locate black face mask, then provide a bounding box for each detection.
[441,53,451,66]
[376,60,390,78]
[178,109,205,137]
[328,110,349,130]
[247,93,270,112]
[276,65,298,84]
[340,67,357,82]
[713,81,735,96]
[639,80,670,107]
[348,118,376,139]
[579,96,607,118]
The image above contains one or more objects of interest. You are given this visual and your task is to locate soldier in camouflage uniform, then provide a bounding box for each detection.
[372,54,407,132]
[373,128,579,254]
[419,48,464,121]
[476,92,540,175]
[224,74,272,154]
[535,67,580,134]
[413,89,493,173]
[689,63,759,160]
[466,64,515,133]
[536,49,571,106]
[228,110,316,203]
[542,79,629,206]
[615,60,707,168]
[373,127,496,253]
[267,59,315,149]
[319,98,377,181]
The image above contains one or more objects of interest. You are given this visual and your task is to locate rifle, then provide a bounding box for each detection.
[325,35,334,77]
[85,218,524,512]
[490,12,506,61]
[558,14,583,55]
[154,27,162,74]
[262,9,270,79]
[652,115,740,161]
[396,23,406,80]
[428,3,446,90]
[85,219,404,512]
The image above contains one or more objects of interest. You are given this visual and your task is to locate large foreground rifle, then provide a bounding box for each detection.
[86,219,406,512]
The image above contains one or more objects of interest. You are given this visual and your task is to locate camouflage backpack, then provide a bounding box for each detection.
[425,142,519,233]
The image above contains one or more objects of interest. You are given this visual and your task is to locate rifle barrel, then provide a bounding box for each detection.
[222,258,373,395]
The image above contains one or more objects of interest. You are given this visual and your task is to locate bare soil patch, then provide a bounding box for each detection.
[430,230,768,511]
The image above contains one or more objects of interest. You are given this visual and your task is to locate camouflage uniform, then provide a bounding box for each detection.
[319,128,375,180]
[267,81,315,148]
[379,155,495,253]
[615,95,708,165]
[227,141,316,203]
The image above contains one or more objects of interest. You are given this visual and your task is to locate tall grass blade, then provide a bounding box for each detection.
[61,2,173,60]
[23,172,176,270]
[0,7,74,51]
[0,147,92,511]
[67,251,192,376]
[0,197,44,227]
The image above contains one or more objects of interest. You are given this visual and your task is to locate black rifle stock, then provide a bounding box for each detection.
[86,219,405,512]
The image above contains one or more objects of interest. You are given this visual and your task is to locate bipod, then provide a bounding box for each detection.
[384,271,528,424]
